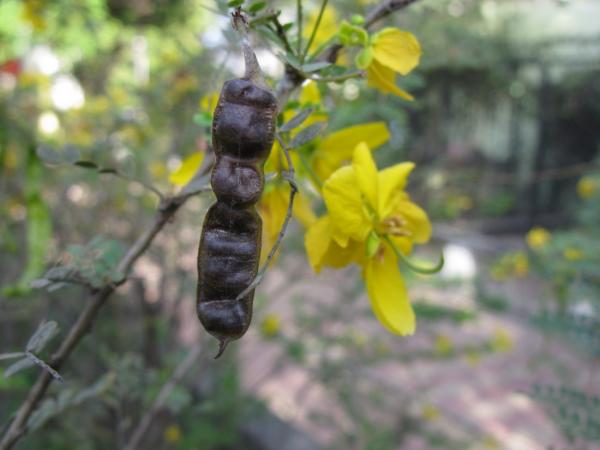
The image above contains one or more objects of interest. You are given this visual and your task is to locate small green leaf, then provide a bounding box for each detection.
[193,112,213,127]
[355,47,373,70]
[282,22,293,32]
[366,231,381,258]
[227,0,244,7]
[4,357,35,378]
[289,122,327,149]
[280,108,314,132]
[248,1,266,13]
[338,21,369,47]
[301,61,332,73]
[0,352,25,361]
[26,321,59,353]
[74,160,98,169]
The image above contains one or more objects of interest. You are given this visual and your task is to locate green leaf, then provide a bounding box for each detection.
[26,321,60,353]
[0,352,25,361]
[366,231,381,258]
[290,122,327,149]
[193,112,213,127]
[301,61,331,73]
[4,357,35,378]
[98,167,118,174]
[227,0,244,7]
[248,1,266,13]
[280,108,314,132]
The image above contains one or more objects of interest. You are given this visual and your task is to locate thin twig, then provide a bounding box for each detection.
[123,344,203,450]
[301,0,329,62]
[0,187,209,450]
[235,134,297,301]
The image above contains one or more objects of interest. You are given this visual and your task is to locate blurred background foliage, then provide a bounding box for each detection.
[1,0,599,449]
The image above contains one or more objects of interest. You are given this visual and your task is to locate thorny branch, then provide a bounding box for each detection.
[1,1,422,448]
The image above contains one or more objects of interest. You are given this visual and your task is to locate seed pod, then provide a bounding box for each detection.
[197,40,277,358]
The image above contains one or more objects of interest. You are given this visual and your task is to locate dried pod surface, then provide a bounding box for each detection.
[197,72,277,357]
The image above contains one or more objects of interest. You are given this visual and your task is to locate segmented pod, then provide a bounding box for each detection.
[197,41,277,358]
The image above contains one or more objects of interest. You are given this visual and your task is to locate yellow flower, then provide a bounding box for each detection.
[168,152,204,186]
[421,404,441,421]
[304,6,339,54]
[358,28,421,99]
[22,0,46,32]
[305,143,432,335]
[513,251,529,278]
[490,328,513,352]
[312,122,390,182]
[163,425,182,444]
[200,91,219,115]
[434,334,453,357]
[258,182,316,265]
[260,313,281,338]
[576,176,597,199]
[526,226,551,250]
[563,247,583,261]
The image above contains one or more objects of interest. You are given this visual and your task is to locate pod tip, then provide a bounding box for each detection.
[214,338,230,359]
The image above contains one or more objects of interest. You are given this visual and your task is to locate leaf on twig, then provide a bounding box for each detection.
[280,108,314,132]
[4,357,35,378]
[26,320,60,353]
[290,121,327,149]
[301,61,332,73]
[0,352,25,361]
[25,352,63,383]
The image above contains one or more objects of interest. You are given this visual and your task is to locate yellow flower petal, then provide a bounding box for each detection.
[303,6,338,54]
[323,166,372,243]
[300,81,321,105]
[314,122,390,181]
[377,162,415,217]
[367,60,414,100]
[372,28,421,76]
[200,92,219,114]
[394,199,432,244]
[526,227,551,250]
[259,183,315,264]
[364,244,415,335]
[305,215,360,272]
[168,152,204,186]
[352,142,378,211]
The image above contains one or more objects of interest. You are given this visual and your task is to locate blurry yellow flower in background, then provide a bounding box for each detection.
[260,313,281,338]
[356,28,421,100]
[526,226,551,250]
[163,424,182,444]
[490,328,514,352]
[563,247,583,261]
[576,176,597,199]
[305,143,432,335]
[168,152,204,186]
[304,6,339,53]
[22,0,46,32]
[513,251,529,277]
[200,91,219,115]
[434,334,453,357]
[421,404,441,421]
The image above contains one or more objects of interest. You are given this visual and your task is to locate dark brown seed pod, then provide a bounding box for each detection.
[197,40,277,358]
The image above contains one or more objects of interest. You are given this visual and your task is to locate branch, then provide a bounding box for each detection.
[275,0,422,106]
[0,186,210,450]
[123,344,203,450]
